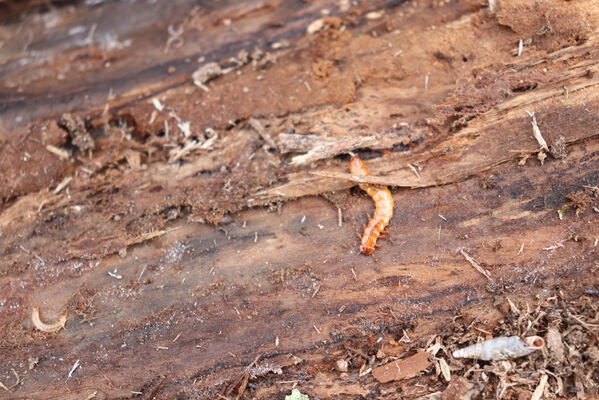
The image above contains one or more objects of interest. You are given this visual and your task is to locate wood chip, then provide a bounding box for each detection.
[459,249,493,282]
[278,132,409,165]
[545,327,566,363]
[372,351,431,383]
[439,357,451,382]
[52,176,72,194]
[531,374,548,400]
[248,118,278,150]
[526,111,549,152]
[46,144,70,160]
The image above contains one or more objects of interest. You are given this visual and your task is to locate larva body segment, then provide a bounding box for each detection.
[349,155,394,255]
[452,336,544,361]
[31,307,67,333]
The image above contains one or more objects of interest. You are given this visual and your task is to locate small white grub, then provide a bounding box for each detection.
[31,307,67,333]
[337,207,343,227]
[275,336,279,346]
[517,39,523,56]
[438,213,447,221]
[459,248,493,282]
[300,215,306,224]
[68,359,80,378]
[424,74,430,90]
[254,232,258,243]
[107,269,122,280]
[526,111,549,152]
[53,176,73,194]
[152,98,164,111]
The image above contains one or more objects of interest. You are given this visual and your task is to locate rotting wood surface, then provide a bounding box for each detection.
[1,0,599,398]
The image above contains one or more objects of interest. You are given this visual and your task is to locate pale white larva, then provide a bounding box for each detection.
[452,336,544,361]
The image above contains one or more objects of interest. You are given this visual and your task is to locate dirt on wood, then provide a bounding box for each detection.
[1,0,599,399]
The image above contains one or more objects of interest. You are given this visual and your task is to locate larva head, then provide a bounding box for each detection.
[524,336,545,350]
[349,155,369,176]
[360,243,375,255]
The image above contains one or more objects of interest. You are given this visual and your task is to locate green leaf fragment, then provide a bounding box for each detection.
[557,204,569,220]
[285,389,309,400]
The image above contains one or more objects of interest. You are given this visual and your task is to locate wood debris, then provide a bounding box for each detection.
[526,111,549,152]
[458,248,493,282]
[278,132,409,165]
[372,351,431,383]
[192,62,223,90]
[530,374,548,400]
[46,144,70,160]
[52,176,72,194]
[0,369,19,391]
[248,118,278,150]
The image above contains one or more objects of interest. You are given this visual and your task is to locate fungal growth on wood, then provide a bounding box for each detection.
[348,154,394,255]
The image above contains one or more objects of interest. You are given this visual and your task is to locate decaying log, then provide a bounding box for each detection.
[1,0,599,398]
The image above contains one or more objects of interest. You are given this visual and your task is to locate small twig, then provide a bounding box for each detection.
[407,164,421,179]
[248,118,278,151]
[459,249,493,282]
[137,265,146,282]
[0,369,19,391]
[53,176,73,194]
[68,359,80,378]
[517,39,523,57]
[526,111,549,152]
[46,144,70,160]
[531,374,548,400]
[570,314,599,330]
[311,285,321,298]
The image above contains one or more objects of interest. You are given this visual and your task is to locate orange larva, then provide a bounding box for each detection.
[348,155,394,255]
